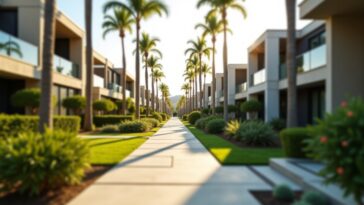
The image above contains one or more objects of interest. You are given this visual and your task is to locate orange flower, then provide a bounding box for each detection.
[341,101,348,108]
[336,167,345,175]
[341,140,349,147]
[320,136,328,144]
[347,111,354,118]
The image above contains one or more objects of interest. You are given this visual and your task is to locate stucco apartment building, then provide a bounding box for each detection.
[0,0,135,115]
[205,0,363,126]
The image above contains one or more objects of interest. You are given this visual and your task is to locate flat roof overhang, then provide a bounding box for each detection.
[300,0,364,19]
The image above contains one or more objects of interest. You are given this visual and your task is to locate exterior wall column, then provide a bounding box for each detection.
[227,66,236,105]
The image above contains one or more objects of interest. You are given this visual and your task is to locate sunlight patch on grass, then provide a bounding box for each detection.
[210,148,232,162]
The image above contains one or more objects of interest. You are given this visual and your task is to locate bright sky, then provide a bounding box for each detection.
[58,0,309,97]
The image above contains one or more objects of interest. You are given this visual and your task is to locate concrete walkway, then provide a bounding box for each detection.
[69,118,269,205]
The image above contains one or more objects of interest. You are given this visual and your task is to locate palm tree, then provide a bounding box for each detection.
[201,62,212,107]
[102,8,134,115]
[184,68,195,111]
[104,0,168,119]
[159,83,169,112]
[286,0,297,127]
[151,68,164,112]
[186,56,199,109]
[148,55,163,111]
[197,0,247,120]
[185,37,211,109]
[195,14,224,113]
[181,83,190,113]
[38,0,56,133]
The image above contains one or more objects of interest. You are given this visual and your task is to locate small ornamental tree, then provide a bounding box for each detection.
[11,88,41,115]
[62,95,86,115]
[240,100,262,120]
[93,99,116,115]
[127,98,136,115]
[306,98,364,205]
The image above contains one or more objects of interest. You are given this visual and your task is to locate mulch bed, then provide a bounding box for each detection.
[217,133,282,148]
[251,191,302,205]
[0,165,111,205]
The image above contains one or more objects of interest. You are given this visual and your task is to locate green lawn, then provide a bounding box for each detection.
[184,122,284,165]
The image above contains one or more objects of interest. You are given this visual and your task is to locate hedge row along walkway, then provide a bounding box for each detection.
[68,118,269,205]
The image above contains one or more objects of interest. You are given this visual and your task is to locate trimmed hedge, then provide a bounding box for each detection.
[195,115,221,130]
[159,113,168,121]
[236,121,276,146]
[141,118,160,128]
[119,121,150,133]
[0,115,80,137]
[206,119,226,134]
[93,115,134,127]
[152,112,163,122]
[188,111,201,124]
[280,128,311,158]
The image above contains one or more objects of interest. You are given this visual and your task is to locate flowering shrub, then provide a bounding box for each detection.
[306,98,364,204]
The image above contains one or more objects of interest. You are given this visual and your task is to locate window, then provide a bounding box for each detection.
[309,32,326,50]
[53,85,80,115]
[0,8,18,36]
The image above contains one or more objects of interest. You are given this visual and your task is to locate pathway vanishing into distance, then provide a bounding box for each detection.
[69,118,269,205]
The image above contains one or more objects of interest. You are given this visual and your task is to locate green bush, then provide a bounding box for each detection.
[215,106,224,114]
[93,115,134,127]
[306,98,364,204]
[93,99,116,113]
[141,118,160,128]
[119,120,150,133]
[100,125,119,133]
[0,115,80,137]
[236,121,276,146]
[240,100,262,113]
[206,119,226,134]
[201,108,210,115]
[301,191,328,205]
[280,128,311,158]
[225,120,240,137]
[152,112,163,122]
[188,111,201,125]
[195,115,221,130]
[0,130,90,196]
[182,114,188,121]
[159,112,168,121]
[127,98,136,114]
[273,184,295,201]
[62,95,86,115]
[11,88,41,114]
[269,118,286,132]
[228,105,237,113]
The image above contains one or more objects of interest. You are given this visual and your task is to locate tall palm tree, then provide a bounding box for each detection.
[201,62,212,107]
[181,83,190,113]
[185,37,211,109]
[184,68,195,111]
[104,0,168,119]
[159,83,169,112]
[151,68,164,112]
[186,56,199,109]
[138,32,160,115]
[39,0,57,133]
[195,14,224,113]
[286,0,297,127]
[102,8,134,115]
[148,55,163,111]
[83,0,94,131]
[197,0,247,120]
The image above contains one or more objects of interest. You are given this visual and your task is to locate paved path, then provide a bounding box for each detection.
[69,118,269,205]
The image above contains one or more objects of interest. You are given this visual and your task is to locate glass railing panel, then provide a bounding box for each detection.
[0,30,38,65]
[108,83,122,93]
[253,68,266,85]
[53,55,80,78]
[93,75,104,88]
[310,44,326,69]
[236,82,247,93]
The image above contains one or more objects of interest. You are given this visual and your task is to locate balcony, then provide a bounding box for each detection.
[93,75,104,88]
[54,55,80,78]
[280,44,326,79]
[0,30,38,66]
[250,68,266,86]
[236,82,247,94]
[108,83,122,93]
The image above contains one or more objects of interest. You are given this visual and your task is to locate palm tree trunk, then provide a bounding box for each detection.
[286,0,298,127]
[194,71,198,109]
[145,56,149,116]
[121,36,127,115]
[212,39,216,114]
[222,8,229,121]
[84,0,94,131]
[189,81,192,112]
[203,74,206,108]
[39,0,56,133]
[151,68,155,112]
[135,19,141,119]
[156,80,159,111]
[199,54,203,110]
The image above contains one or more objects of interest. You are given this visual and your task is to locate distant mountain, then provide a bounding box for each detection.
[169,95,182,108]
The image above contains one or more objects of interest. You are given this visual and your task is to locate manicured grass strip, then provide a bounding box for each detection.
[85,137,147,165]
[184,122,284,165]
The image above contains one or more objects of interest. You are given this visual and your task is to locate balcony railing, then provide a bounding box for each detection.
[54,55,80,78]
[236,82,247,94]
[250,68,266,86]
[93,75,104,88]
[0,30,38,65]
[108,83,122,93]
[280,44,326,79]
[125,90,131,98]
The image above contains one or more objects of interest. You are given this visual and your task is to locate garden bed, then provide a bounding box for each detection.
[218,133,282,149]
[251,191,302,205]
[0,165,111,205]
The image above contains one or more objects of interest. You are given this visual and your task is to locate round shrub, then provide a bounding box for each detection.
[206,119,226,134]
[93,99,116,113]
[62,95,86,115]
[215,106,224,114]
[141,118,159,128]
[225,120,240,137]
[11,88,41,114]
[280,128,311,158]
[100,125,119,133]
[240,100,262,113]
[273,184,295,201]
[195,117,206,129]
[119,121,150,133]
[188,111,201,125]
[269,118,286,132]
[195,115,221,130]
[126,98,136,114]
[236,121,276,146]
[159,113,168,121]
[0,130,90,196]
[301,191,328,205]
[152,112,163,122]
[182,114,188,121]
[201,108,210,115]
